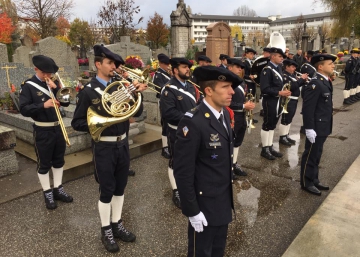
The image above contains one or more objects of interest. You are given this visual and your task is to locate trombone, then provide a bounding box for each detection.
[246,89,256,134]
[45,77,71,146]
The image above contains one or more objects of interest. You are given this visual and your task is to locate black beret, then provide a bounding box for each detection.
[283,59,298,67]
[32,55,59,73]
[219,54,230,60]
[158,53,170,64]
[227,58,245,68]
[245,48,256,54]
[192,66,242,89]
[310,54,337,66]
[307,50,315,56]
[197,55,212,63]
[263,47,271,53]
[113,53,125,68]
[94,45,121,63]
[170,58,193,68]
[270,47,286,58]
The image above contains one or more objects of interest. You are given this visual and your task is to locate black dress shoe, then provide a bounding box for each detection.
[286,135,296,145]
[161,147,171,159]
[279,136,292,146]
[172,189,181,209]
[43,189,57,210]
[301,186,321,196]
[53,185,73,203]
[261,147,276,160]
[233,163,247,176]
[232,172,239,181]
[260,109,264,117]
[101,226,120,253]
[111,219,136,242]
[269,145,283,158]
[128,169,135,176]
[252,119,258,124]
[315,183,329,190]
[343,98,353,105]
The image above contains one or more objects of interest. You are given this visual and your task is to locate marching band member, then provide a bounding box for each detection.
[160,58,198,209]
[243,48,257,99]
[153,54,172,159]
[191,55,212,85]
[300,54,336,196]
[343,49,359,105]
[227,58,255,177]
[219,54,230,68]
[260,47,290,160]
[72,45,147,252]
[279,59,308,146]
[19,55,73,210]
[174,66,241,256]
[300,50,316,78]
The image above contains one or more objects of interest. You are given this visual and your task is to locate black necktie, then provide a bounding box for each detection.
[218,114,228,135]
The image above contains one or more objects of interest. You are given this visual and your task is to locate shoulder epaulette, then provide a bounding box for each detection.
[184,106,199,118]
[21,78,32,86]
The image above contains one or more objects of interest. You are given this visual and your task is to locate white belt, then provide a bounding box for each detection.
[168,124,178,130]
[34,121,59,127]
[99,133,127,142]
[289,96,299,100]
[233,109,244,113]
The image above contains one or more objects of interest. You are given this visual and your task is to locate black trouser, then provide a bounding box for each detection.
[262,96,281,131]
[92,139,130,203]
[281,99,298,125]
[159,99,168,137]
[300,136,327,188]
[33,125,66,174]
[167,127,176,168]
[345,75,355,90]
[188,222,228,257]
[233,112,246,147]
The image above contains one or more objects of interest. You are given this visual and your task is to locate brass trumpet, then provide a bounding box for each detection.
[246,89,256,134]
[118,66,162,93]
[281,82,291,114]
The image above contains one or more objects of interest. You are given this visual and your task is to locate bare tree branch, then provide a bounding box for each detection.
[233,5,257,17]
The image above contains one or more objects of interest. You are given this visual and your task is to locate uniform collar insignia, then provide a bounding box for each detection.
[210,133,220,142]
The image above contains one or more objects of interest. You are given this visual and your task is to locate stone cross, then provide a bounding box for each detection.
[1,65,17,89]
[219,24,225,39]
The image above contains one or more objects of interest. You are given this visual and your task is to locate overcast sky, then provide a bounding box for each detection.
[71,0,328,26]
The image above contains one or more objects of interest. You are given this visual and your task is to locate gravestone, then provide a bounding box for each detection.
[0,63,33,97]
[88,36,152,71]
[354,39,360,49]
[170,0,192,57]
[13,46,32,67]
[0,43,8,62]
[206,22,234,65]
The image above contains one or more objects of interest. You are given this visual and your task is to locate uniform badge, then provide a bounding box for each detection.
[312,84,316,89]
[37,91,43,96]
[182,126,189,137]
[263,71,266,75]
[42,98,45,101]
[218,75,226,81]
[98,106,101,110]
[177,96,183,101]
[205,113,210,118]
[92,98,101,104]
[211,153,218,160]
[305,66,308,68]
[164,91,168,96]
[210,134,220,142]
[320,78,323,81]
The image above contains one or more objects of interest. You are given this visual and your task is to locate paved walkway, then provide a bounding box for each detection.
[283,154,360,257]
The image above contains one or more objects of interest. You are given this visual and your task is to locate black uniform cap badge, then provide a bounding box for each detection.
[37,91,43,96]
[320,57,324,61]
[218,75,226,81]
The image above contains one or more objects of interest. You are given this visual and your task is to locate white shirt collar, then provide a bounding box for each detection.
[203,99,223,120]
[316,72,329,81]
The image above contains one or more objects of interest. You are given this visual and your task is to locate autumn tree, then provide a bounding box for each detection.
[233,5,257,17]
[14,0,74,38]
[290,15,304,49]
[97,0,143,43]
[146,12,169,48]
[56,16,70,36]
[0,12,15,43]
[68,18,94,50]
[130,28,147,45]
[245,30,265,46]
[230,25,243,40]
[0,0,17,24]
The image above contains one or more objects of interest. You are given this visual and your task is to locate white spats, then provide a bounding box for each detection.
[268,130,275,146]
[357,86,360,93]
[52,167,63,188]
[233,147,239,164]
[287,124,292,135]
[350,88,356,96]
[343,90,350,99]
[162,136,168,147]
[279,124,288,137]
[38,173,51,191]
[111,195,124,223]
[261,129,269,147]
[98,201,111,227]
[168,167,177,190]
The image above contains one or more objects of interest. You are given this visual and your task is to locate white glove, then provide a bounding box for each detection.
[305,129,317,143]
[189,211,208,232]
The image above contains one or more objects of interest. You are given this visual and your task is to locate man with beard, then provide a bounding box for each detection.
[160,58,198,209]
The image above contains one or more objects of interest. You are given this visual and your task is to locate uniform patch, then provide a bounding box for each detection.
[37,91,43,96]
[210,133,220,142]
[164,91,168,96]
[320,78,323,80]
[263,71,266,75]
[92,98,101,104]
[177,95,183,100]
[42,97,45,101]
[185,112,193,118]
[312,84,316,89]
[182,126,189,137]
[205,113,210,118]
[211,153,218,160]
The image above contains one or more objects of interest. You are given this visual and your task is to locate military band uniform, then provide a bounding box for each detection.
[300,72,333,192]
[343,53,358,104]
[174,101,234,257]
[300,61,316,79]
[260,60,284,159]
[19,55,73,210]
[160,75,197,208]
[244,58,256,97]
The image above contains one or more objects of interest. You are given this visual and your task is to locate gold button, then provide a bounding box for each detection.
[214,146,217,149]
[199,191,203,195]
